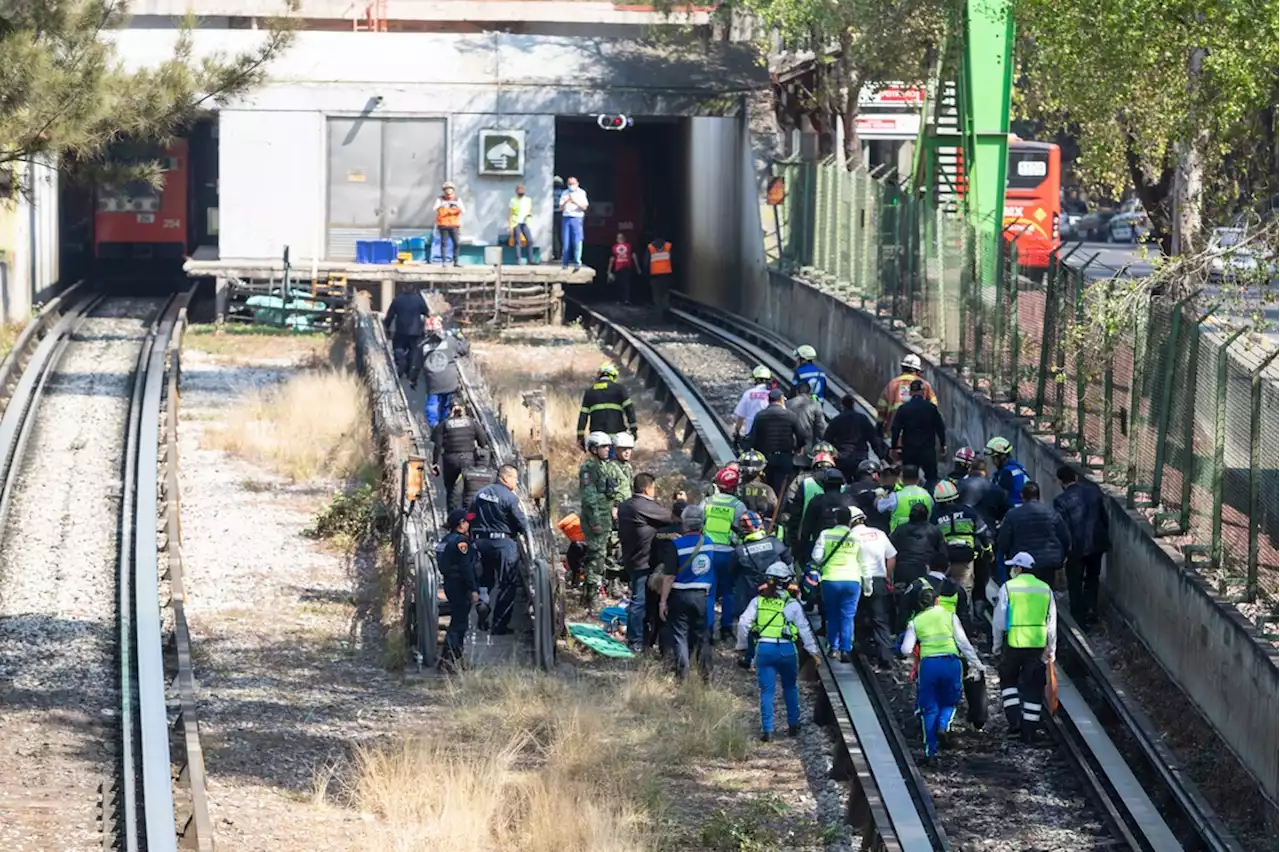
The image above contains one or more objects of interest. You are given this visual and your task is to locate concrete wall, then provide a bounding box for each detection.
[723,269,1279,802]
[0,158,60,323]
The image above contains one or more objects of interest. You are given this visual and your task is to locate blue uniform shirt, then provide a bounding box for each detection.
[668,531,716,590]
[995,460,1028,507]
[436,531,479,591]
[794,362,827,399]
[468,482,529,536]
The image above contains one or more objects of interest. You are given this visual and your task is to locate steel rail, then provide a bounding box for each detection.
[566,300,944,852]
[671,292,1223,852]
[456,354,558,670]
[161,285,214,851]
[135,296,183,852]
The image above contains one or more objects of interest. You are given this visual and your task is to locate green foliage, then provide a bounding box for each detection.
[1014,0,1278,235]
[0,0,297,193]
[697,794,841,851]
[306,483,391,544]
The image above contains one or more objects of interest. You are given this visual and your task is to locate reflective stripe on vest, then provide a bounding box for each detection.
[818,526,860,582]
[911,606,958,657]
[649,242,672,275]
[704,493,738,546]
[754,595,794,641]
[939,513,976,550]
[672,534,714,589]
[436,201,462,228]
[1006,574,1051,648]
[890,485,933,531]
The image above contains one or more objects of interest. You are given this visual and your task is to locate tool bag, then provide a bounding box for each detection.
[964,663,989,728]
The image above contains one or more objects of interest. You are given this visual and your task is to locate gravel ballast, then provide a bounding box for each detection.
[0,299,163,852]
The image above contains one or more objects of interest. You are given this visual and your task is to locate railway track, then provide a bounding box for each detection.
[0,287,209,852]
[568,294,1242,852]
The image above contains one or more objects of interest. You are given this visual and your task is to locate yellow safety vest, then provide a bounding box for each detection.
[911,605,958,658]
[816,525,860,582]
[704,492,739,546]
[1006,573,1051,648]
[753,595,795,642]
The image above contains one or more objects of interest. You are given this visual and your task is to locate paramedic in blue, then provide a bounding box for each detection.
[658,504,716,682]
[437,508,479,671]
[791,344,827,400]
[899,584,984,760]
[467,464,528,635]
[736,561,820,741]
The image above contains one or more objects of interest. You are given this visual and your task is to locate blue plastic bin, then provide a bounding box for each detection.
[408,236,428,261]
[355,240,373,263]
[368,240,397,264]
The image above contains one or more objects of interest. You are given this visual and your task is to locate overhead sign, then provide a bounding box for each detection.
[858,84,926,107]
[478,129,525,176]
[855,113,920,139]
[766,176,786,206]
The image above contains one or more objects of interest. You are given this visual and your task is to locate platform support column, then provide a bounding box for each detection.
[380,279,394,314]
[214,277,229,327]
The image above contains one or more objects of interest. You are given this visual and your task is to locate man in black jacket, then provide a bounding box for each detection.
[958,458,1011,527]
[746,389,806,496]
[1053,466,1110,625]
[617,472,682,653]
[890,380,947,484]
[824,394,888,481]
[996,481,1072,587]
[797,467,853,563]
[889,502,949,592]
[431,399,487,510]
[383,289,428,385]
[785,381,827,453]
[845,460,890,534]
[421,317,470,428]
[576,362,638,448]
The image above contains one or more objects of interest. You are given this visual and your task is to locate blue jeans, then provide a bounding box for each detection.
[916,655,963,756]
[821,579,862,653]
[512,222,533,263]
[626,573,647,649]
[561,216,584,267]
[756,641,800,733]
[707,551,735,631]
[425,391,453,429]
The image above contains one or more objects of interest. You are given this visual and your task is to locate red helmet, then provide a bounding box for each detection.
[714,466,740,491]
[813,451,836,469]
[954,447,977,465]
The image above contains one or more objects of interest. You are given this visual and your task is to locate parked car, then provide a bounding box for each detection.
[1108,209,1151,243]
[1061,212,1083,240]
[1208,227,1262,279]
[1075,209,1116,241]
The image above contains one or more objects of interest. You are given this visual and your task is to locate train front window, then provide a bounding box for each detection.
[1007,151,1049,191]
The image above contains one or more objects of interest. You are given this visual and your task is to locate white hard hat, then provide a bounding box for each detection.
[794,344,817,360]
[901,353,922,370]
[752,365,773,381]
[849,506,866,524]
[586,431,613,450]
[613,432,636,449]
[764,561,794,582]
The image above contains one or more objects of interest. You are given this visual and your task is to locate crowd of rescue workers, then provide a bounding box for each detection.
[381,294,1113,758]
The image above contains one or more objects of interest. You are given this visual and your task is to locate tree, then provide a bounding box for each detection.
[1014,0,1279,251]
[0,0,297,192]
[739,0,949,167]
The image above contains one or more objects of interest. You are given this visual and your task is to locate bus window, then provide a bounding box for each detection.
[1008,150,1050,191]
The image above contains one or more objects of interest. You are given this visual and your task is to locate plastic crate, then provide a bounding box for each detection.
[368,240,397,264]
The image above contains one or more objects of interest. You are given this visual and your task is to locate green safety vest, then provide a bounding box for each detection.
[938,589,958,616]
[937,513,976,551]
[911,606,958,658]
[816,525,861,582]
[754,595,795,641]
[1006,573,1052,648]
[704,492,739,546]
[890,484,934,532]
[803,477,823,514]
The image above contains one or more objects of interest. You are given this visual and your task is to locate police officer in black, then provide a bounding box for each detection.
[431,398,486,510]
[845,460,890,534]
[383,289,428,385]
[437,508,479,672]
[460,448,497,511]
[797,467,853,562]
[467,464,529,636]
[746,389,806,496]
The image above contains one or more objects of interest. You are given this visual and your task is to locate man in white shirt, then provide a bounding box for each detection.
[847,508,897,666]
[732,365,775,446]
[559,176,589,270]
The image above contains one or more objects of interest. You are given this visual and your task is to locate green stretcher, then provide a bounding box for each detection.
[567,622,634,659]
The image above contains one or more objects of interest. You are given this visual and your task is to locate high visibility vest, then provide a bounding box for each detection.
[649,242,672,275]
[436,200,462,228]
[704,492,739,547]
[754,595,795,641]
[937,512,977,552]
[508,195,532,228]
[890,485,934,531]
[816,525,860,582]
[911,606,958,658]
[1006,573,1052,648]
[802,477,823,515]
[939,589,958,616]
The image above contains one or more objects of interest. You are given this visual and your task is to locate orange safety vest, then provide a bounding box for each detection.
[878,373,937,421]
[436,200,462,228]
[649,241,672,275]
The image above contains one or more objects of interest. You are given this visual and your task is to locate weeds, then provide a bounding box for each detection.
[305,483,390,543]
[203,369,374,482]
[184,324,332,363]
[0,318,28,363]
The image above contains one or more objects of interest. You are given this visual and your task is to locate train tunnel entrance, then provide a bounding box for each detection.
[553,116,690,302]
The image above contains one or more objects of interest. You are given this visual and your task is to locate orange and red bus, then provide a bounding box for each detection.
[1002,138,1061,270]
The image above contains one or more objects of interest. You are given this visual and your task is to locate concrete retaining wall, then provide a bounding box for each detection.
[728,268,1279,802]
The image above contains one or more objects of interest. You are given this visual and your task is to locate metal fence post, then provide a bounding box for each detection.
[1008,239,1021,406]
[1126,296,1151,486]
[1210,328,1248,567]
[905,196,918,326]
[1150,294,1197,506]
[1247,350,1278,601]
[1101,275,1116,468]
[1173,311,1213,533]
[1033,246,1067,422]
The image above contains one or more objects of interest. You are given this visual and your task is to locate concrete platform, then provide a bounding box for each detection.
[183,256,597,286]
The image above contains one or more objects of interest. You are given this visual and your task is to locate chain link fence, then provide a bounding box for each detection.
[769,158,1279,608]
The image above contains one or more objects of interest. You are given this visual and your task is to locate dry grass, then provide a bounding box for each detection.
[184,324,335,364]
[0,319,28,363]
[204,369,375,483]
[338,665,751,851]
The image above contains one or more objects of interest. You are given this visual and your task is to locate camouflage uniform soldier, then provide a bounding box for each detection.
[579,431,621,610]
[602,431,638,595]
